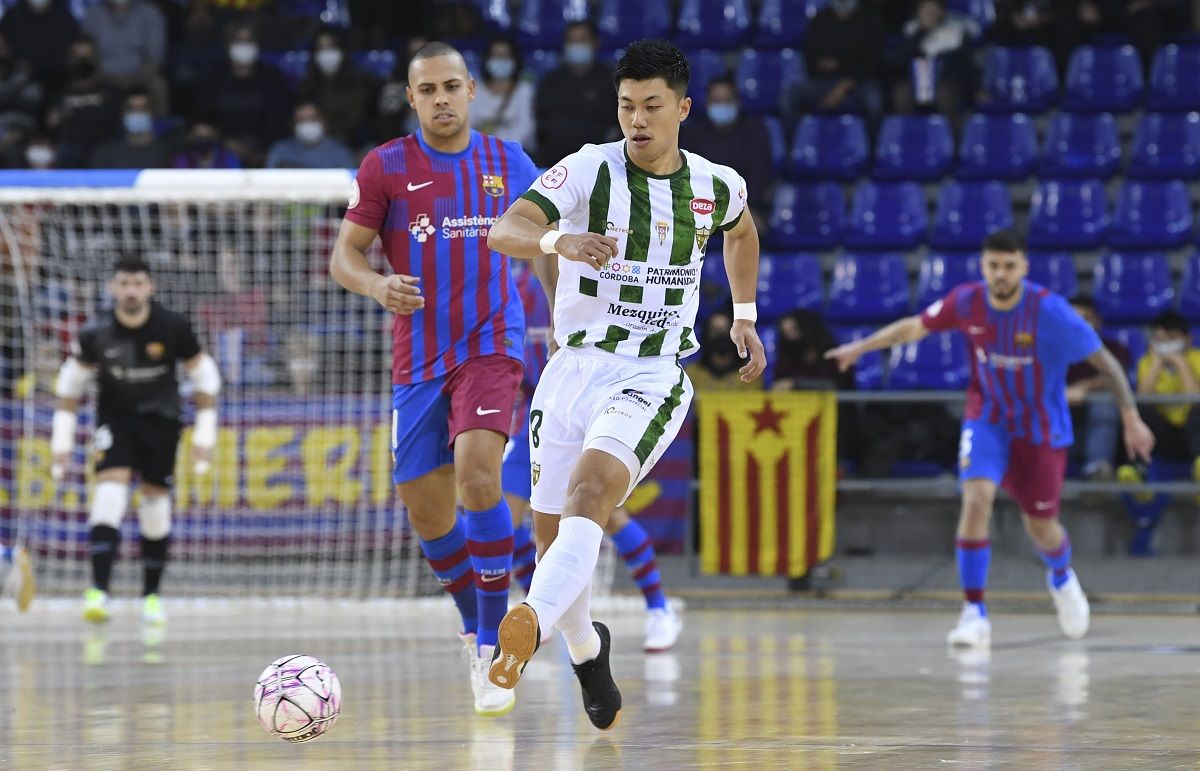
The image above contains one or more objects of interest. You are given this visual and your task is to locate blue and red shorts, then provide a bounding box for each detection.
[958,419,1068,518]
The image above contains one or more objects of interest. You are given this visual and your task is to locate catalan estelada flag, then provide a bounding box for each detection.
[699,392,837,578]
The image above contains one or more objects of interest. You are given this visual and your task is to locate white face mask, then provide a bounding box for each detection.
[315,48,342,74]
[1153,339,1185,356]
[26,144,54,168]
[27,0,52,11]
[295,119,324,144]
[229,42,258,67]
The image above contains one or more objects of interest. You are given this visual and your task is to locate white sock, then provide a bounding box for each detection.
[556,579,601,664]
[524,517,604,633]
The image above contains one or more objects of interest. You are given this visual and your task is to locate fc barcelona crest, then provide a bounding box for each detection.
[531,462,541,486]
[145,341,165,360]
[482,174,505,197]
[694,224,713,254]
[1014,331,1033,347]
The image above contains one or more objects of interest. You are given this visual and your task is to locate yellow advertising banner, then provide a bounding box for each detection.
[699,392,837,578]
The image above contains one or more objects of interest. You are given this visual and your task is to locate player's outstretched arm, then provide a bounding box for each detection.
[488,199,617,269]
[183,352,221,475]
[50,356,94,481]
[824,316,930,372]
[330,218,424,315]
[722,211,767,383]
[1086,346,1155,462]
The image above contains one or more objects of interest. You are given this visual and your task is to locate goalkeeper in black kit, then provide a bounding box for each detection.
[51,256,221,624]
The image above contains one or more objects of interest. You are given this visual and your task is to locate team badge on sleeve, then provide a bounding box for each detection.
[482,174,505,197]
[540,165,568,189]
[348,179,360,209]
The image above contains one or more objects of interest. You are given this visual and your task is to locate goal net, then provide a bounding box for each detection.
[0,169,604,601]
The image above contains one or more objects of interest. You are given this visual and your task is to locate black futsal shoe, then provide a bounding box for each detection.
[571,622,622,731]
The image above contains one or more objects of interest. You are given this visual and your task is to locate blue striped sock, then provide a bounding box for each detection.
[418,520,477,636]
[1038,534,1073,589]
[512,521,536,594]
[956,538,991,617]
[466,499,514,649]
[612,520,667,610]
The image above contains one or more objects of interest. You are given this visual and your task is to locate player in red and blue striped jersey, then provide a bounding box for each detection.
[827,230,1155,648]
[329,42,539,718]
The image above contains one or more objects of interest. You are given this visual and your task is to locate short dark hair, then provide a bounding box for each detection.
[706,73,737,96]
[1069,294,1097,313]
[483,35,523,82]
[564,20,597,40]
[407,41,466,82]
[113,255,150,275]
[1151,310,1189,334]
[982,228,1025,254]
[612,39,690,98]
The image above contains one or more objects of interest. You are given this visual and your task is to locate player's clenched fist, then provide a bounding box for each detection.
[372,274,424,315]
[553,232,619,270]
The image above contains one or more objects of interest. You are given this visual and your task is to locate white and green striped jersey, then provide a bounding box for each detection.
[520,140,747,359]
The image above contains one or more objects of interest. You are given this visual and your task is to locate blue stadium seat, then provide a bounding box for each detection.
[1028,179,1109,250]
[826,252,910,322]
[1178,252,1200,320]
[1038,112,1121,178]
[873,115,955,181]
[597,0,672,50]
[978,46,1059,113]
[699,253,732,316]
[889,332,969,390]
[736,48,806,115]
[1061,44,1144,112]
[1026,252,1079,297]
[844,181,929,250]
[915,252,981,308]
[685,49,730,110]
[477,0,512,29]
[1092,251,1174,323]
[957,112,1038,180]
[1128,112,1200,179]
[525,49,561,80]
[1108,180,1194,250]
[946,0,994,31]
[460,50,482,80]
[832,325,885,389]
[763,115,787,167]
[517,0,589,49]
[930,180,1014,250]
[787,114,869,180]
[754,0,829,47]
[1146,44,1200,111]
[767,182,843,250]
[760,325,778,385]
[674,0,752,49]
[757,252,823,321]
[261,50,310,85]
[352,50,396,80]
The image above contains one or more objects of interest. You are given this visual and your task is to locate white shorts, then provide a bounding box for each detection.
[527,346,694,516]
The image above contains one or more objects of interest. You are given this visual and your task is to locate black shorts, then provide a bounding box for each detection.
[93,412,182,488]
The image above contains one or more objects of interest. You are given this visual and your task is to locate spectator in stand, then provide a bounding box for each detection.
[782,0,886,131]
[367,58,412,152]
[474,36,536,151]
[171,119,241,168]
[90,89,169,168]
[297,28,375,146]
[686,308,763,393]
[0,31,43,138]
[989,1,1056,51]
[266,102,353,168]
[195,22,292,168]
[0,0,79,97]
[20,134,58,169]
[1066,295,1131,481]
[46,37,122,167]
[680,74,773,229]
[81,0,168,114]
[891,0,978,130]
[535,21,616,166]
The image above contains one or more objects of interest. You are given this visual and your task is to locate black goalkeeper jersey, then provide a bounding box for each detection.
[74,302,202,421]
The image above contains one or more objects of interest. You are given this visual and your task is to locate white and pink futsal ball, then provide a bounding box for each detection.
[253,655,342,742]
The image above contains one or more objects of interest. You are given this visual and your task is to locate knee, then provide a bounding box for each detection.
[1023,516,1060,548]
[137,493,172,540]
[89,480,129,529]
[960,491,993,524]
[457,467,500,511]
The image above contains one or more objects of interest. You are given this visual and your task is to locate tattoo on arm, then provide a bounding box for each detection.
[1090,347,1137,411]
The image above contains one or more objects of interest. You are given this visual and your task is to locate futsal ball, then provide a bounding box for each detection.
[253,654,342,742]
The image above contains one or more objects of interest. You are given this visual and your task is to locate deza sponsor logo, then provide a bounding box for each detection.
[690,198,715,215]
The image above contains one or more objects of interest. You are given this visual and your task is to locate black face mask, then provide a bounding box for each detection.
[703,336,742,376]
[71,59,97,79]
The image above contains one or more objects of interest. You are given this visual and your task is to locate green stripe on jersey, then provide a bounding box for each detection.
[625,168,651,262]
[633,367,686,464]
[639,329,668,357]
[587,162,611,235]
[567,330,586,347]
[665,288,684,306]
[619,284,643,303]
[711,176,730,230]
[579,277,598,296]
[679,327,695,352]
[669,173,696,266]
[521,190,560,224]
[595,325,630,353]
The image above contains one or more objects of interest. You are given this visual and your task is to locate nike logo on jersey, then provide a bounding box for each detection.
[476,407,501,416]
[1033,500,1055,511]
[407,181,433,191]
[968,326,987,334]
[480,572,508,583]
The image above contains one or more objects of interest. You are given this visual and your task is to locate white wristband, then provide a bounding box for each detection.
[193,407,218,450]
[51,409,76,455]
[538,230,562,255]
[733,302,758,323]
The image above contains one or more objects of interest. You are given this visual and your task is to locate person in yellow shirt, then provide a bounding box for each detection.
[1128,311,1200,480]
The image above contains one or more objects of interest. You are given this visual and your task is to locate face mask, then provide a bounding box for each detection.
[25,144,54,168]
[295,120,323,144]
[315,48,342,75]
[563,43,594,68]
[707,103,738,126]
[27,0,52,11]
[831,0,857,11]
[71,59,96,79]
[190,136,218,154]
[123,111,153,135]
[486,57,516,80]
[229,42,258,67]
[1154,340,1185,356]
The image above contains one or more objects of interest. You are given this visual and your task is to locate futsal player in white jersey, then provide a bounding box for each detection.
[485,39,766,730]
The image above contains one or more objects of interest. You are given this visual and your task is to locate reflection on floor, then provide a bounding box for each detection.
[2,600,1198,769]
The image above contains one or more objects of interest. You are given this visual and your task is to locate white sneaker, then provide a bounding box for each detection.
[644,604,682,653]
[472,645,516,717]
[1049,569,1089,640]
[946,603,991,648]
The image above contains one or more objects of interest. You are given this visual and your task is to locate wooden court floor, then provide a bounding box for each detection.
[1,600,1197,769]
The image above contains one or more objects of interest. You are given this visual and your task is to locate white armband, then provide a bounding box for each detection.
[187,353,221,396]
[193,407,217,450]
[54,357,93,399]
[51,409,77,456]
[733,302,758,323]
[538,230,562,256]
